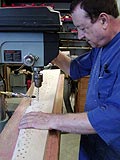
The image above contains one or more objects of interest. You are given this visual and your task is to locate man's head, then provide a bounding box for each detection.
[70,0,119,22]
[70,0,120,48]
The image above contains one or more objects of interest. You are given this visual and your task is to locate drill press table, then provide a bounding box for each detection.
[0,69,64,160]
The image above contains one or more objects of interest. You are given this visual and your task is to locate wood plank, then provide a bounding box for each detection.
[0,85,33,160]
[75,76,89,113]
[0,69,64,160]
[44,74,64,160]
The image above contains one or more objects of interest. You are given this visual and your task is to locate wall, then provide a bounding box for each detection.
[117,0,120,13]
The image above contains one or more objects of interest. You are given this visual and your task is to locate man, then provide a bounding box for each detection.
[19,0,120,159]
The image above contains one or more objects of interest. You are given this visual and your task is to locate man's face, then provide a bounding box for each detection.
[71,5,107,48]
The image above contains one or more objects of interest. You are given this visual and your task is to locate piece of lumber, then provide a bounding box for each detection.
[75,76,89,113]
[0,69,64,160]
[44,74,64,160]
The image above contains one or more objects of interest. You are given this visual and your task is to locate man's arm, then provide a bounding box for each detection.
[19,111,96,134]
[53,112,96,134]
[52,51,71,76]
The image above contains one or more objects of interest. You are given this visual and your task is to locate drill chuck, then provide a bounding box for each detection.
[33,67,43,88]
[34,72,43,88]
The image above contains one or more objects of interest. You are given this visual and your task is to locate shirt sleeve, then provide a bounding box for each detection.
[88,65,120,151]
[70,50,94,80]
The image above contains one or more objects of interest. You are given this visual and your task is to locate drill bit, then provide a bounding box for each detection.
[0,91,36,98]
[37,88,39,101]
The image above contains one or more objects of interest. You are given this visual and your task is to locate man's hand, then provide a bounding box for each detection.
[19,111,54,130]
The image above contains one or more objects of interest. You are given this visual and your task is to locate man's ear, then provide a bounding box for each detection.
[99,13,109,29]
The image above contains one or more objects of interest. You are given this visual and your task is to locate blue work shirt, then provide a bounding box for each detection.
[70,32,120,159]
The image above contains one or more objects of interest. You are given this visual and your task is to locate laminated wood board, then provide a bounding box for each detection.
[0,69,64,160]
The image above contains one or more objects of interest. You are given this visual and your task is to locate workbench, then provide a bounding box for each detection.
[0,69,64,160]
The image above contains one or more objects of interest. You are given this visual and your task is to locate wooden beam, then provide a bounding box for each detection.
[44,74,64,160]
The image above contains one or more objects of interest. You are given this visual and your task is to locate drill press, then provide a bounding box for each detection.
[0,6,62,130]
[0,6,62,86]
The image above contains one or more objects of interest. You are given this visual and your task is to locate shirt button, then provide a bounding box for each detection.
[101,106,106,110]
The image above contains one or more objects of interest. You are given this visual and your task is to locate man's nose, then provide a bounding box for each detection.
[78,31,85,40]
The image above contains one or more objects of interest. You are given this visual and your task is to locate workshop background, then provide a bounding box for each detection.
[0,0,120,160]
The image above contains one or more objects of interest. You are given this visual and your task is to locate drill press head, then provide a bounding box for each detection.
[0,6,62,88]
